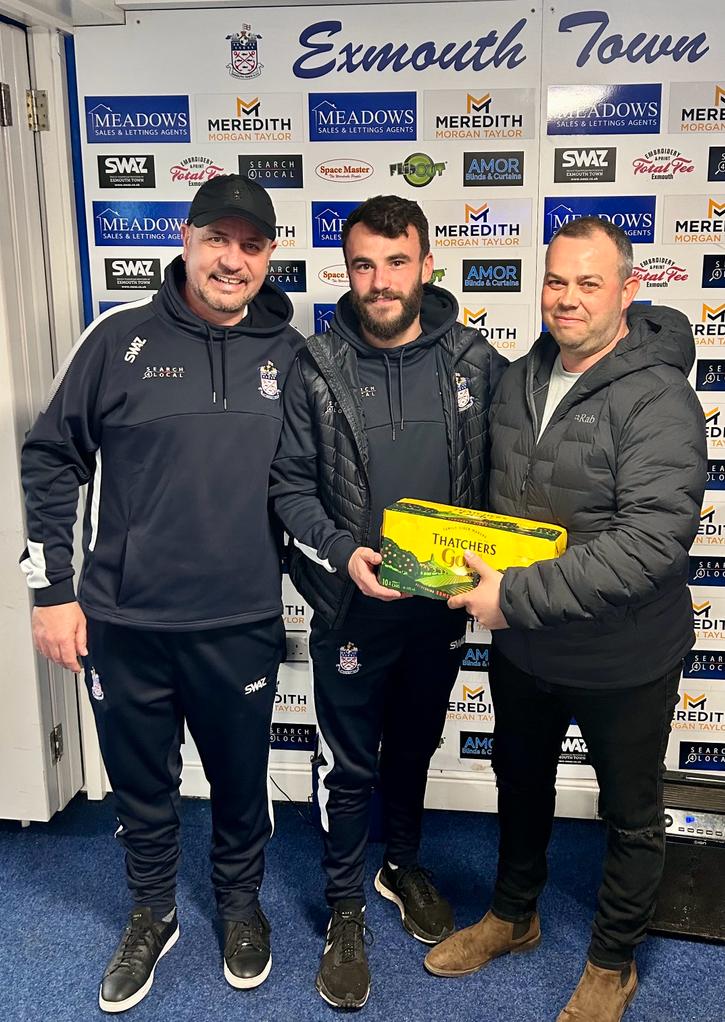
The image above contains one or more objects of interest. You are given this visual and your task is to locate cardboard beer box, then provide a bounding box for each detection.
[379,498,567,600]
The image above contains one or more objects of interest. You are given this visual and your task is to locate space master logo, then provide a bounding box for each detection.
[85,96,190,143]
[312,201,361,247]
[93,202,189,246]
[543,196,655,244]
[308,92,416,141]
[547,83,661,135]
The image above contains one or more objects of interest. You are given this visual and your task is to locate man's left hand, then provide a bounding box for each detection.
[447,551,509,630]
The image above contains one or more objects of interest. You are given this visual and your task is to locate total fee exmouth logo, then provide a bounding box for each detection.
[85,96,190,143]
[93,202,189,246]
[312,201,361,247]
[543,196,655,244]
[546,83,662,135]
[308,92,416,142]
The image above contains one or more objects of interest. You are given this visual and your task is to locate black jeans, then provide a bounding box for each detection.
[489,647,680,968]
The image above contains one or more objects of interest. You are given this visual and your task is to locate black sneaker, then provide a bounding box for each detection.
[316,900,373,1009]
[223,907,271,989]
[374,863,454,945]
[99,906,179,1013]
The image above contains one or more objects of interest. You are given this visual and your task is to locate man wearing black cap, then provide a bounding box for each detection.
[20,175,302,1011]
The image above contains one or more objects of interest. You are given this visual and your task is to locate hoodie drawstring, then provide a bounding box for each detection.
[204,324,217,404]
[382,349,406,440]
[221,329,229,411]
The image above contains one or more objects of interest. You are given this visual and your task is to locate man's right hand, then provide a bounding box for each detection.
[347,547,403,601]
[32,602,88,673]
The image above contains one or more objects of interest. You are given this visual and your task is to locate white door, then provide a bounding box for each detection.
[0,17,83,821]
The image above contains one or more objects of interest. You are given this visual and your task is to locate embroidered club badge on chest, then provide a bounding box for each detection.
[455,372,473,411]
[259,361,280,400]
[337,642,361,675]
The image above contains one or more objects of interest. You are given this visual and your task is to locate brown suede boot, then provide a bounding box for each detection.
[556,961,638,1021]
[423,910,540,977]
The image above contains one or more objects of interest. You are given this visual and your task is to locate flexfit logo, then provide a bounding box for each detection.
[543,196,655,244]
[93,202,188,246]
[632,147,694,180]
[684,650,725,681]
[555,10,709,69]
[459,730,494,760]
[462,259,521,293]
[554,147,616,184]
[709,147,725,182]
[674,692,725,729]
[424,89,535,141]
[697,361,725,391]
[238,154,303,188]
[689,556,725,584]
[314,304,336,332]
[547,83,661,135]
[431,199,531,248]
[308,93,416,142]
[695,505,725,546]
[85,97,190,143]
[269,723,316,751]
[632,257,688,290]
[196,94,303,143]
[105,258,161,291]
[670,83,725,133]
[169,156,226,187]
[98,154,155,189]
[293,18,529,78]
[267,260,306,293]
[390,152,446,187]
[703,256,725,289]
[679,742,725,771]
[463,151,523,186]
[692,596,725,640]
[312,201,360,247]
[664,196,725,245]
[319,264,349,288]
[315,159,373,183]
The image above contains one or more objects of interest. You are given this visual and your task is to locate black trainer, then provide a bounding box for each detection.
[99,906,179,1013]
[374,862,454,944]
[223,907,271,989]
[316,900,373,1009]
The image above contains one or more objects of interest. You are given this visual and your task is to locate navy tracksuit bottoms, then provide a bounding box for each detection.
[82,616,285,921]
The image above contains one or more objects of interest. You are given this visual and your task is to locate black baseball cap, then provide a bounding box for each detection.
[186,173,276,240]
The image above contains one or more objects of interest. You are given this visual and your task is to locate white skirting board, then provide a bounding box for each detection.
[179,763,602,821]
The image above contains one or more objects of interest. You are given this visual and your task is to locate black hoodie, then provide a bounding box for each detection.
[20,256,303,630]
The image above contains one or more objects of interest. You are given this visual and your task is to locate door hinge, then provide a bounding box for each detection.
[0,83,11,127]
[26,88,49,132]
[50,723,63,765]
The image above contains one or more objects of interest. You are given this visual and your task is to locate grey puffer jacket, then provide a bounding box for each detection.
[490,304,707,688]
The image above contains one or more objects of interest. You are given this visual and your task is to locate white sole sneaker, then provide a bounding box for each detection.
[98,924,179,1014]
[223,954,272,990]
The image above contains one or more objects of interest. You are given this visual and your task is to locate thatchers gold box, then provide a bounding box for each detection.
[379,499,567,600]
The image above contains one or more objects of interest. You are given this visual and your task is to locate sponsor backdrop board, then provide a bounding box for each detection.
[72,1,725,805]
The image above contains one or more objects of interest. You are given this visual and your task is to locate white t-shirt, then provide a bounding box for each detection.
[537,354,582,440]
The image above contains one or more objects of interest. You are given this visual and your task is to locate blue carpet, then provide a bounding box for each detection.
[0,796,722,1022]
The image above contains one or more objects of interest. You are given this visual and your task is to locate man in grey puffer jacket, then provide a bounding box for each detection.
[424,217,707,1022]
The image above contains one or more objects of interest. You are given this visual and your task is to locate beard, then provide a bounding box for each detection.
[350,279,424,342]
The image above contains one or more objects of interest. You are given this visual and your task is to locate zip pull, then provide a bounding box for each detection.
[521,463,530,494]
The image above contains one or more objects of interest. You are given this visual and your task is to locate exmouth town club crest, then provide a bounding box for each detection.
[226,23,263,80]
